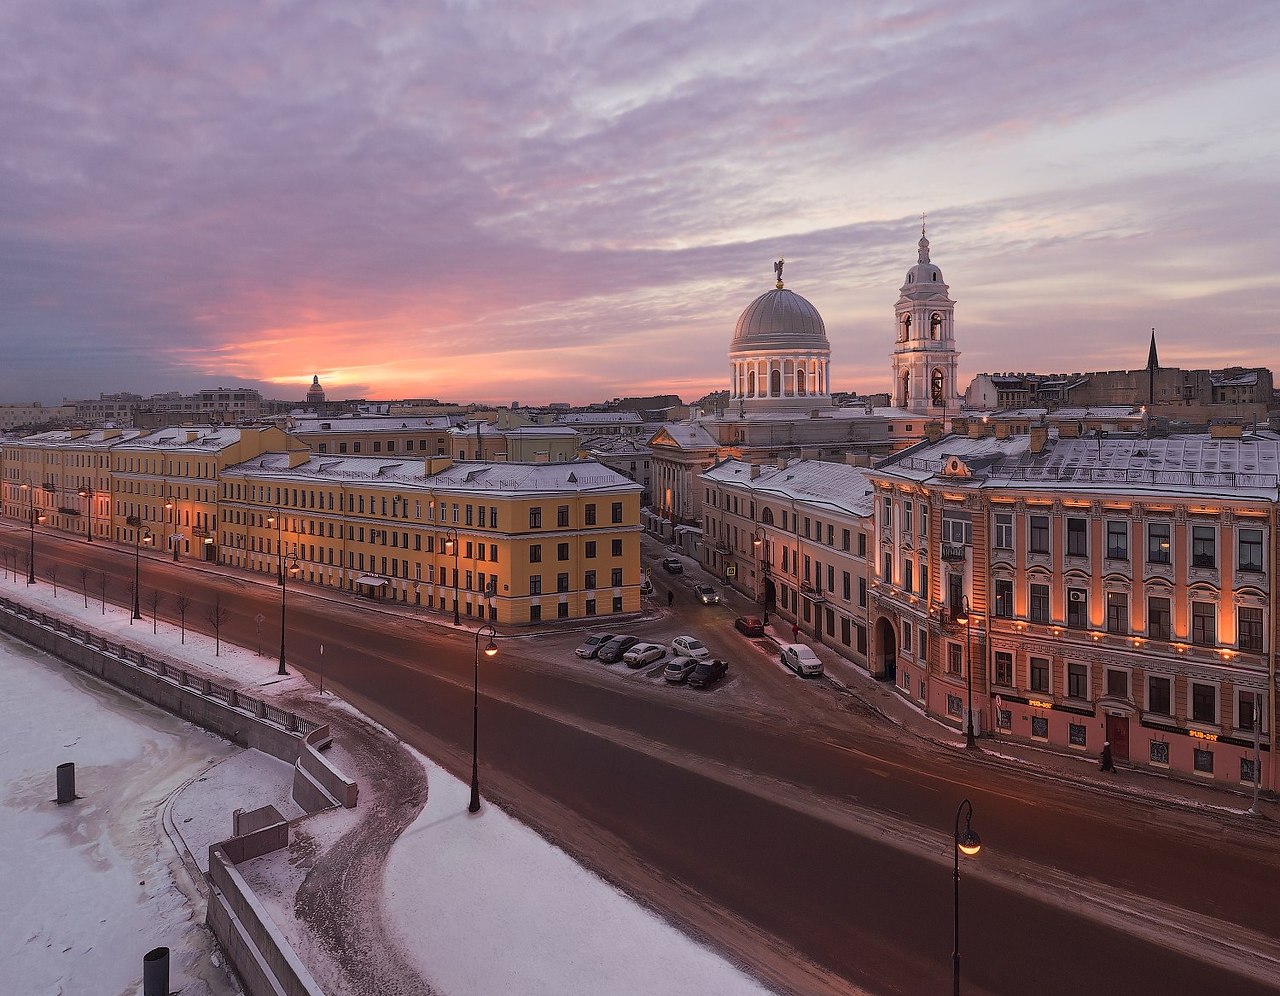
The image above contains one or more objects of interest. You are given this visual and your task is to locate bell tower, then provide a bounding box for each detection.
[891,219,960,415]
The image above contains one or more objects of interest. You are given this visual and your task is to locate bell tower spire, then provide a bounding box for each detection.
[891,218,960,415]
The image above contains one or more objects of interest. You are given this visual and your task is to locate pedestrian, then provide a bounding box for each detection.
[791,621,800,641]
[1100,741,1115,773]
[667,589,674,608]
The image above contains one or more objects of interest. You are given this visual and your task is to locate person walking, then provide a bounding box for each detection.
[1100,741,1116,773]
[667,589,674,608]
[791,621,800,641]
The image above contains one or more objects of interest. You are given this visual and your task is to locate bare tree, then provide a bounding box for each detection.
[206,595,230,656]
[79,566,91,608]
[98,571,107,614]
[175,593,191,644]
[146,589,164,635]
[48,564,59,597]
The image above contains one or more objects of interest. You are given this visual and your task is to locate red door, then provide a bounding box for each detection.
[1105,713,1130,761]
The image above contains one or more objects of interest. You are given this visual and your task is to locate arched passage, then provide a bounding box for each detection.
[875,616,897,681]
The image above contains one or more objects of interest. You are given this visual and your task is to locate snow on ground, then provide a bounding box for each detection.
[0,570,777,995]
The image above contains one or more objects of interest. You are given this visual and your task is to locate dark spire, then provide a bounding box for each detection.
[1146,328,1159,370]
[1147,328,1158,409]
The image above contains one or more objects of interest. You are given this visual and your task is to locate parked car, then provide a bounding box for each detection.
[640,576,654,597]
[623,642,667,668]
[574,633,616,659]
[687,658,729,688]
[780,643,824,677]
[694,584,720,604]
[734,615,766,637]
[662,656,700,683]
[671,635,711,659]
[597,635,639,664]
[661,557,684,574]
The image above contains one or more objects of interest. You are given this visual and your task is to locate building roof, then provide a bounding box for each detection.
[448,424,579,438]
[287,414,457,434]
[113,427,250,452]
[730,287,829,353]
[222,455,641,497]
[702,458,875,518]
[555,412,644,426]
[4,428,145,448]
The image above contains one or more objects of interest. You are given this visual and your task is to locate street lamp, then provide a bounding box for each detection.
[952,798,982,996]
[444,526,460,625]
[20,482,43,586]
[752,525,770,625]
[132,527,154,620]
[77,488,94,542]
[954,597,975,748]
[470,624,499,813]
[266,512,299,676]
[165,497,179,561]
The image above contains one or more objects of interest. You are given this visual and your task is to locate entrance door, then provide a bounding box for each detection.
[1105,713,1130,761]
[876,617,897,682]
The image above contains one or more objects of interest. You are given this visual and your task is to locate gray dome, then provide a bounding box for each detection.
[731,288,829,352]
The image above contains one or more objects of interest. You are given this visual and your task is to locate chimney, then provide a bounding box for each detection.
[425,456,453,476]
[1058,421,1080,439]
[288,449,310,468]
[750,464,763,479]
[924,422,944,444]
[776,456,789,469]
[844,452,870,467]
[995,421,1012,440]
[186,430,200,443]
[1209,420,1244,439]
[1029,425,1049,454]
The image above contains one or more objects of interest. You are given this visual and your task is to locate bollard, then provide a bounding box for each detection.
[56,762,76,804]
[143,946,170,996]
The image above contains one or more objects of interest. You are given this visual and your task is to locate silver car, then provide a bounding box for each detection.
[694,584,720,605]
[575,633,616,659]
[663,655,699,683]
[623,642,667,668]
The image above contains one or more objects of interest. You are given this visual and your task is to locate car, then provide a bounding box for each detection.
[671,635,711,660]
[596,635,639,664]
[623,642,667,668]
[780,643,824,677]
[694,584,720,605]
[661,557,684,574]
[662,656,700,683]
[640,576,654,597]
[574,633,616,659]
[687,658,729,688]
[734,615,766,637]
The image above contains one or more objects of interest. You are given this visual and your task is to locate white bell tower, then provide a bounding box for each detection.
[891,220,960,415]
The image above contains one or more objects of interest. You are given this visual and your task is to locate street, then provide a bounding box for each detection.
[6,523,1279,995]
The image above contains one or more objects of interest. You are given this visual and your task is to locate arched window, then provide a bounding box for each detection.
[931,369,945,406]
[747,370,756,397]
[796,368,806,395]
[761,507,775,525]
[900,371,910,407]
[770,368,782,396]
[901,314,911,341]
[930,312,942,339]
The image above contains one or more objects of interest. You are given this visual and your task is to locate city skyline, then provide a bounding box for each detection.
[3,2,1278,407]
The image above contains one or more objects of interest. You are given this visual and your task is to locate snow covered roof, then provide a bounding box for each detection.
[448,424,579,437]
[3,428,144,448]
[288,415,456,433]
[582,435,653,455]
[555,412,644,425]
[874,432,1280,500]
[114,427,249,451]
[702,458,875,518]
[1211,370,1259,387]
[223,454,641,497]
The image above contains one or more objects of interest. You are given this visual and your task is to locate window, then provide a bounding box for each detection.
[1030,583,1049,623]
[611,568,623,586]
[996,709,1012,730]
[1106,668,1129,699]
[1238,692,1260,732]
[529,575,542,595]
[902,621,913,654]
[1239,606,1264,652]
[557,573,569,593]
[858,532,867,557]
[994,651,1013,686]
[1191,525,1215,569]
[903,559,914,594]
[530,507,542,529]
[584,570,596,590]
[1105,591,1128,634]
[612,539,623,557]
[1030,657,1050,693]
[1031,715,1049,739]
[994,578,1013,617]
[994,512,1013,550]
[1191,601,1216,646]
[585,504,596,525]
[858,577,867,608]
[612,596,623,612]
[529,544,542,563]
[1191,682,1217,724]
[842,571,851,601]
[1238,528,1264,572]
[1150,741,1170,764]
[1147,596,1171,640]
[1192,748,1214,774]
[557,542,570,561]
[1106,521,1128,560]
[530,604,542,622]
[1067,663,1089,700]
[942,513,972,545]
[918,630,927,660]
[1068,723,1087,747]
[1066,588,1087,628]
[1029,515,1050,554]
[585,598,596,616]
[1066,518,1088,557]
[1148,676,1171,715]
[611,502,623,524]
[557,505,570,527]
[946,694,963,718]
[585,541,596,559]
[1147,522,1170,564]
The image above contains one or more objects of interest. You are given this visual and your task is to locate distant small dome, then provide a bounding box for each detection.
[904,230,944,287]
[306,375,326,404]
[731,289,829,353]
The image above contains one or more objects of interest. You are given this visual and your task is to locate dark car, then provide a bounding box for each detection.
[597,635,639,664]
[734,615,765,637]
[687,658,729,689]
[661,557,684,574]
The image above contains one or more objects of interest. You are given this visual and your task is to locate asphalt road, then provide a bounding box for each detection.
[8,526,1280,995]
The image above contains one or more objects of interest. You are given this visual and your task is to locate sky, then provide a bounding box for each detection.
[2,1,1278,408]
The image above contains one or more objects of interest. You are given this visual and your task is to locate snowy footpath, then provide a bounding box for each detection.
[0,576,774,995]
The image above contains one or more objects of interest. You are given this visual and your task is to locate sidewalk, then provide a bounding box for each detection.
[769,619,1280,824]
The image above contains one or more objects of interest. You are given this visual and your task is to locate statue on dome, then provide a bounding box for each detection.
[774,257,785,289]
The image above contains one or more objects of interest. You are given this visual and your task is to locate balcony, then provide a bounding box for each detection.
[941,543,967,562]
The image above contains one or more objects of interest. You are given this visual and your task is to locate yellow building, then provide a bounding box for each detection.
[283,414,457,457]
[219,455,643,625]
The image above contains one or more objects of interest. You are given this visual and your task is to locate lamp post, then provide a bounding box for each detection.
[20,481,42,585]
[952,798,982,996]
[469,624,499,813]
[955,596,975,748]
[444,526,460,625]
[132,527,154,620]
[165,497,179,561]
[266,512,297,676]
[752,525,770,625]
[77,488,94,542]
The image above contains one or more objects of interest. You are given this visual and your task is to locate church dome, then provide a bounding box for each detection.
[731,288,829,353]
[902,231,945,288]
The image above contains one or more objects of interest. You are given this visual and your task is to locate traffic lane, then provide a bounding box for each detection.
[472,692,1275,996]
